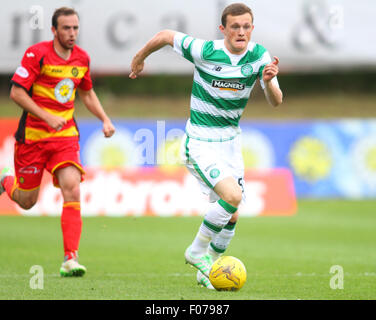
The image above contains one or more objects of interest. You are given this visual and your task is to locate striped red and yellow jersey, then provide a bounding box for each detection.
[11,40,93,144]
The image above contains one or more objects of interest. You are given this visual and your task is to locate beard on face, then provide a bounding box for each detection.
[56,31,75,50]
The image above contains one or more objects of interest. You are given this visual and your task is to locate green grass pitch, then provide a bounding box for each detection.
[0,199,375,300]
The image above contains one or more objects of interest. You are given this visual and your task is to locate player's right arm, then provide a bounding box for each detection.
[10,45,67,131]
[10,86,67,131]
[129,29,176,79]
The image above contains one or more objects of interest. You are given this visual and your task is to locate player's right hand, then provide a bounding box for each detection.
[129,55,144,79]
[46,114,67,131]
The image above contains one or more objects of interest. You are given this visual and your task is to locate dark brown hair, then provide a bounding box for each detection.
[221,3,254,26]
[52,7,79,29]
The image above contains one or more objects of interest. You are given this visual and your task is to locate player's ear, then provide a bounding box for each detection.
[51,26,57,37]
[219,24,225,35]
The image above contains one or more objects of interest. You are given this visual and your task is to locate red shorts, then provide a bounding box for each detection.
[14,139,85,191]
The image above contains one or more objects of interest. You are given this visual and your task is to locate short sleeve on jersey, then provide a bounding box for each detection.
[11,47,42,91]
[173,32,205,64]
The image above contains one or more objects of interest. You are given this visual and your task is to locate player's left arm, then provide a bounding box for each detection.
[262,56,283,107]
[78,88,115,138]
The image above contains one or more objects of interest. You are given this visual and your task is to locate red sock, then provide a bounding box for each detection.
[61,202,82,260]
[2,176,17,199]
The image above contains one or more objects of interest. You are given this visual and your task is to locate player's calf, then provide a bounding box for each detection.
[12,189,39,210]
[1,167,40,209]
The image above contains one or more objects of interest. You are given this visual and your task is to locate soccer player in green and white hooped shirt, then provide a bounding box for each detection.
[129,3,283,289]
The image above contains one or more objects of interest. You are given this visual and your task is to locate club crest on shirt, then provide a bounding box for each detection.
[71,67,79,77]
[210,168,220,179]
[241,63,253,76]
[54,78,74,103]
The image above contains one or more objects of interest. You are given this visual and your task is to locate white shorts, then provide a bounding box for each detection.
[181,134,245,202]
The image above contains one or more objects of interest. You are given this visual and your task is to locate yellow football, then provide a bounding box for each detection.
[209,256,247,291]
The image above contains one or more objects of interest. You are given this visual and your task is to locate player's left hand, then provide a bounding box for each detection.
[262,56,279,82]
[103,120,115,138]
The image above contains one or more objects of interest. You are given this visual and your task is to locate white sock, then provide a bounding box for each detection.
[208,221,236,260]
[189,200,237,257]
[190,225,212,257]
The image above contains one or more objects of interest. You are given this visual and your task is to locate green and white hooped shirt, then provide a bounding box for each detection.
[173,32,279,141]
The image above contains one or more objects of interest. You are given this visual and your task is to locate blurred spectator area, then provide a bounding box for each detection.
[1,0,375,119]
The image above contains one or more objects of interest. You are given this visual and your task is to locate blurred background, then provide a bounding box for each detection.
[0,0,376,217]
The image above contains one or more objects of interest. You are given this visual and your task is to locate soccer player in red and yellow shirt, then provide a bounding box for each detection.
[0,7,115,277]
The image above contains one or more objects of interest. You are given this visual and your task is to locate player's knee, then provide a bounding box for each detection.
[19,198,37,210]
[62,183,80,202]
[222,188,242,208]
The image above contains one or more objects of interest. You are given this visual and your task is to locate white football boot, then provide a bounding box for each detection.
[60,258,87,277]
[184,246,213,277]
[196,270,215,290]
